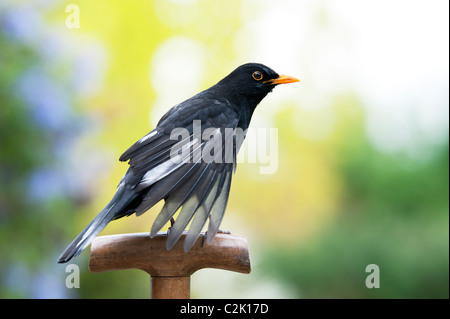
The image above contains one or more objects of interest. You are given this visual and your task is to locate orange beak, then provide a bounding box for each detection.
[264,74,300,85]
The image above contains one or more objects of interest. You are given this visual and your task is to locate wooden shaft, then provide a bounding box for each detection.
[151,276,190,299]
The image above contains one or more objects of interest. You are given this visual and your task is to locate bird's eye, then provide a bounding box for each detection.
[252,71,263,81]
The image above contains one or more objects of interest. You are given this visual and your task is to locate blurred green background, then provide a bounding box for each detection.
[0,0,448,298]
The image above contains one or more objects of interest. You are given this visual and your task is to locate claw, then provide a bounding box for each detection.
[167,218,176,236]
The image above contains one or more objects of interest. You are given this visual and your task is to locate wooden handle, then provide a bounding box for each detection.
[151,276,190,299]
[89,232,251,298]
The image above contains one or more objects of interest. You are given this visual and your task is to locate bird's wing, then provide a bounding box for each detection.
[161,126,237,251]
[118,98,241,251]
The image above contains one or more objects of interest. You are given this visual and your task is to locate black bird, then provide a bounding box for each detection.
[57,63,299,263]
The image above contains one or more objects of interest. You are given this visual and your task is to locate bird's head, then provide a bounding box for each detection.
[216,63,299,107]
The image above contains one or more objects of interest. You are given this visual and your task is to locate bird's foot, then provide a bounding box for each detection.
[166,218,176,236]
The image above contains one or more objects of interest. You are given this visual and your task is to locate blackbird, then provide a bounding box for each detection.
[57,63,299,263]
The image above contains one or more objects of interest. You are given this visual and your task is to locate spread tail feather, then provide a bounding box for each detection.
[57,186,135,263]
[57,204,116,263]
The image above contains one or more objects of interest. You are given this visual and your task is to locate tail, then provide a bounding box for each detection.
[57,186,135,263]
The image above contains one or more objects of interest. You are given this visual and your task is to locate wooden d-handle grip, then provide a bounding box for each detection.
[89,232,251,298]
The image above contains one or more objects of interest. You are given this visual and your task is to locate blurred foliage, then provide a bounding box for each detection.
[0,13,79,297]
[262,99,449,298]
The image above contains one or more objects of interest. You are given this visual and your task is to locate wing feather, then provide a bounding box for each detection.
[207,168,232,243]
[148,161,204,236]
[183,170,221,251]
[116,102,240,250]
[166,165,216,249]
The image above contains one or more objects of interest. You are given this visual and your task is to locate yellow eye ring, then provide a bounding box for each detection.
[252,71,263,81]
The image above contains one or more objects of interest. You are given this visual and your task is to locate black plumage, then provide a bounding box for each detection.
[57,63,299,263]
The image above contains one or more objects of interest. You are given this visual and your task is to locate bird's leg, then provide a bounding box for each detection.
[166,218,175,236]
